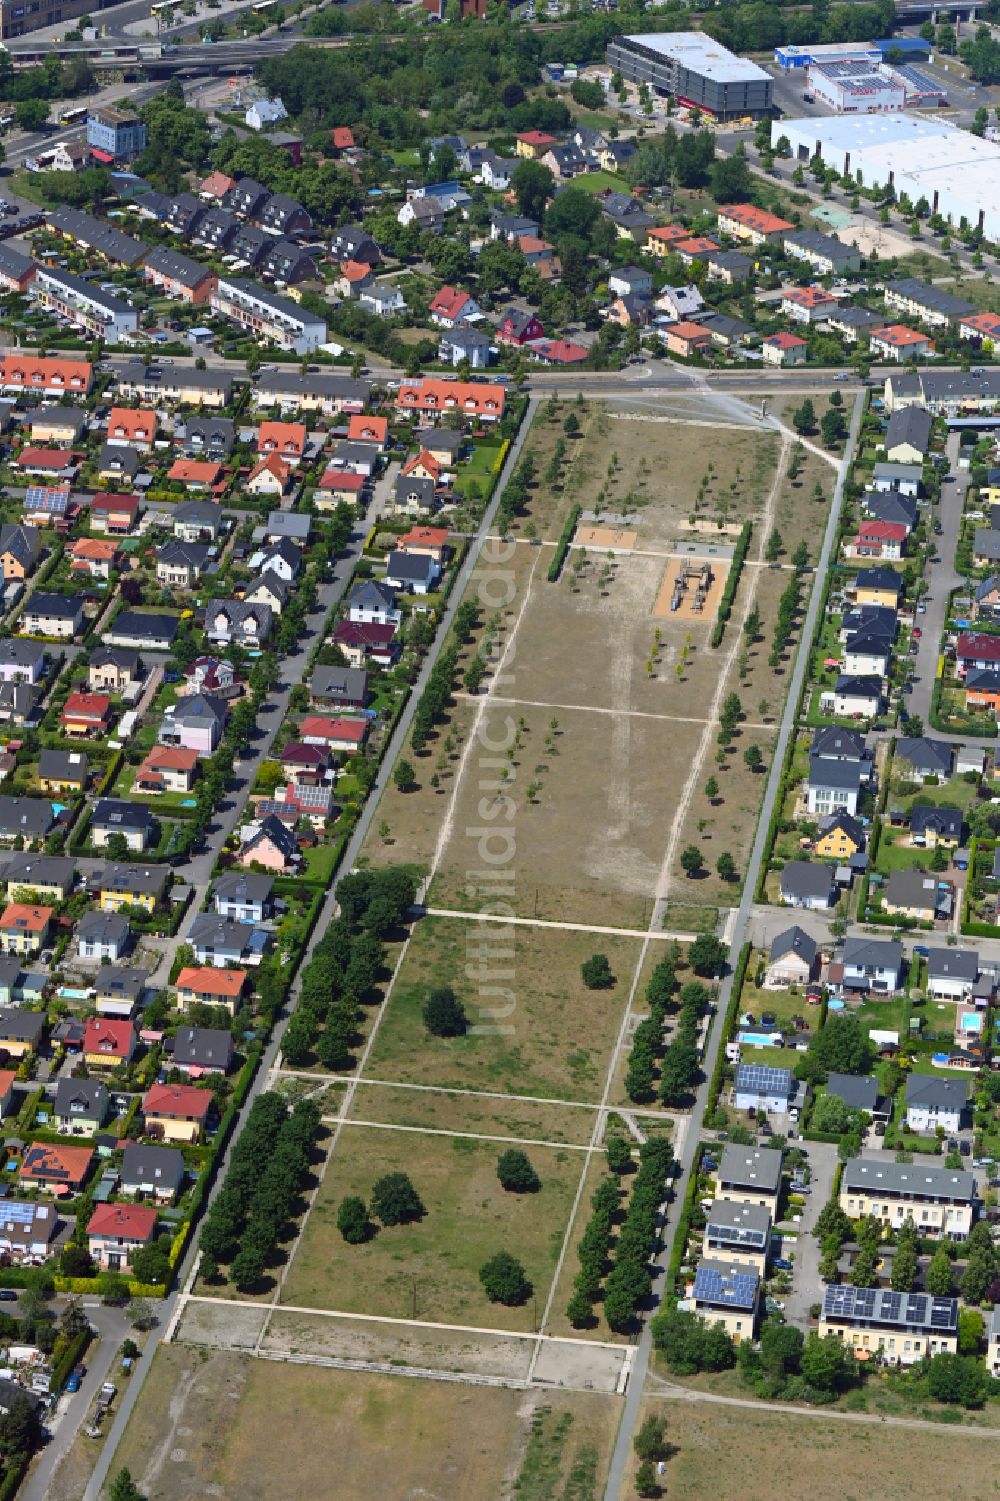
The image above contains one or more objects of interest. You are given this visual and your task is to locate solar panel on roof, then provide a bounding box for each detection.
[736,1063,792,1090]
[710,1222,767,1249]
[694,1265,758,1308]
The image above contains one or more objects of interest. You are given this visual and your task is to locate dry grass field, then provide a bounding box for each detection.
[280,1125,582,1329]
[349,1079,597,1146]
[108,1345,619,1501]
[363,915,642,1100]
[637,1397,1000,1501]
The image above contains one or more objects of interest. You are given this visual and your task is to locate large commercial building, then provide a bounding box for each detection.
[807,60,905,114]
[606,33,772,120]
[781,113,1000,239]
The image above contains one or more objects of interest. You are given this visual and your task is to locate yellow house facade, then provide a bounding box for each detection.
[840,1159,974,1239]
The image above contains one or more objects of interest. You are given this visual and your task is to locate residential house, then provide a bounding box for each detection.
[0,903,51,956]
[764,925,818,988]
[782,287,836,324]
[691,1261,759,1343]
[89,647,140,695]
[428,286,481,329]
[872,462,922,496]
[779,860,837,910]
[134,746,199,796]
[395,378,505,424]
[159,694,227,756]
[257,421,307,466]
[247,455,291,496]
[189,914,270,968]
[102,611,180,654]
[495,307,544,347]
[885,406,932,464]
[927,948,978,1002]
[239,815,300,873]
[705,249,752,284]
[69,538,120,580]
[213,872,273,925]
[0,1201,58,1263]
[392,474,438,518]
[717,203,793,245]
[38,749,87,794]
[87,1203,157,1274]
[182,659,240,702]
[174,503,224,544]
[1,854,74,901]
[330,621,397,669]
[105,407,156,452]
[19,1142,92,1195]
[906,1074,968,1134]
[90,799,157,853]
[805,758,863,817]
[167,460,222,492]
[347,579,400,627]
[664,322,712,359]
[973,577,1000,624]
[815,811,866,862]
[847,521,906,562]
[820,1284,958,1363]
[120,1143,184,1204]
[93,964,147,1017]
[440,325,493,369]
[170,1026,234,1079]
[0,641,45,686]
[870,325,934,362]
[894,736,953,781]
[76,911,131,963]
[842,1157,972,1240]
[702,1201,771,1276]
[156,541,211,590]
[298,716,367,754]
[655,284,705,322]
[82,1016,135,1068]
[762,332,807,366]
[0,1007,45,1057]
[142,1082,212,1143]
[810,725,871,770]
[20,593,83,639]
[205,600,273,650]
[91,492,139,533]
[0,525,40,582]
[0,798,54,846]
[734,1063,798,1115]
[97,863,169,914]
[882,868,951,922]
[909,804,962,849]
[715,1144,784,1211]
[385,551,439,596]
[309,665,368,711]
[53,1079,107,1137]
[842,936,904,995]
[854,566,903,608]
[175,966,248,1016]
[60,694,112,739]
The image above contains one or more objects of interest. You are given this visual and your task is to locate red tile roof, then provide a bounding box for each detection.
[143,1082,212,1119]
[175,966,247,999]
[88,1203,157,1242]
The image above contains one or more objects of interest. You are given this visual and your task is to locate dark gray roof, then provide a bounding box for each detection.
[885,405,932,455]
[895,736,953,775]
[171,1026,233,1069]
[144,245,212,289]
[883,868,945,910]
[97,863,169,899]
[53,1077,107,1121]
[909,804,962,839]
[704,1198,771,1244]
[106,610,181,647]
[807,759,863,793]
[779,860,835,900]
[886,277,975,321]
[0,798,54,838]
[1,854,74,890]
[842,1154,971,1198]
[97,444,140,478]
[718,1144,784,1193]
[94,964,147,1000]
[769,924,817,968]
[25,592,82,620]
[213,871,273,904]
[92,799,157,832]
[926,947,978,981]
[810,725,868,761]
[843,936,903,970]
[783,226,858,263]
[310,665,367,701]
[77,910,130,944]
[826,1073,877,1113]
[121,1141,184,1191]
[855,565,902,593]
[37,748,87,785]
[905,1073,968,1110]
[822,1283,958,1333]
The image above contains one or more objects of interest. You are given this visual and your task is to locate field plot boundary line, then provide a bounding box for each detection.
[422,906,696,940]
[256,1348,535,1391]
[183,1293,626,1349]
[318,1114,599,1153]
[277,1070,692,1123]
[455,690,775,729]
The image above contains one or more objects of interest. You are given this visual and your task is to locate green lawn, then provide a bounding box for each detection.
[874,835,937,875]
[302,842,341,887]
[569,170,626,194]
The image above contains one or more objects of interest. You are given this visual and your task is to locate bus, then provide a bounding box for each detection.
[58,105,87,126]
[150,0,184,17]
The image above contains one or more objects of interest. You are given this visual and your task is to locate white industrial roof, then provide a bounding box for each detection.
[624,32,771,83]
[781,113,946,153]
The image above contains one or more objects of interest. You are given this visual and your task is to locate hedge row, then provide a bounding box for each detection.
[565,1174,620,1325]
[709,521,752,649]
[51,1325,91,1394]
[666,1141,708,1293]
[547,503,582,583]
[706,941,751,1115]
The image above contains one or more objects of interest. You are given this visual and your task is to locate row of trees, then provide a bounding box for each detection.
[282,867,418,1070]
[603,1138,674,1331]
[659,981,712,1109]
[411,643,460,754]
[199,1093,321,1289]
[625,954,680,1103]
[566,1174,621,1326]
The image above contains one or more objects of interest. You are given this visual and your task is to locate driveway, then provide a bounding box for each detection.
[779,1139,837,1329]
[908,433,964,729]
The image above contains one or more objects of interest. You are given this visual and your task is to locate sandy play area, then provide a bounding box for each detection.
[653,556,730,620]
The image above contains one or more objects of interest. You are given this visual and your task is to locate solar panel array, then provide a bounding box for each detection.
[735,1062,792,1092]
[709,1220,768,1251]
[694,1263,759,1309]
[823,1284,958,1329]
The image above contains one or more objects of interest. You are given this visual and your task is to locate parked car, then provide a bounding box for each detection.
[0,1290,17,1302]
[772,1256,793,1271]
[960,1140,971,1156]
[65,1373,82,1393]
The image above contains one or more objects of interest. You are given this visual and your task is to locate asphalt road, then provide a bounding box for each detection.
[601,390,866,1501]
